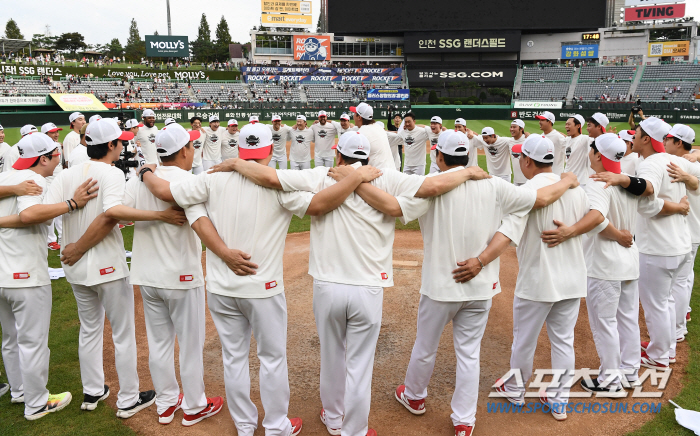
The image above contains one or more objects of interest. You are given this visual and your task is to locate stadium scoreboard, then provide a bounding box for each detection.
[582,32,600,41]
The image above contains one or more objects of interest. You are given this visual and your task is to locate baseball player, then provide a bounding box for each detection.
[63,112,86,165]
[618,129,639,176]
[495,134,589,421]
[142,123,377,436]
[590,117,700,369]
[135,109,159,165]
[123,124,223,426]
[41,122,65,250]
[46,118,186,418]
[466,127,512,182]
[386,130,404,171]
[535,111,567,175]
[311,111,339,168]
[0,132,97,420]
[269,114,292,169]
[0,124,9,172]
[68,124,90,168]
[563,115,591,186]
[221,119,240,161]
[508,119,527,186]
[201,115,225,171]
[289,115,314,170]
[398,112,431,175]
[587,112,609,138]
[350,103,395,170]
[453,119,479,169]
[353,130,577,435]
[189,116,205,174]
[88,115,103,124]
[2,125,38,173]
[249,115,260,124]
[330,113,358,137]
[164,118,178,127]
[427,116,443,174]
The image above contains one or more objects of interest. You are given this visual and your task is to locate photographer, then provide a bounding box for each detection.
[628,99,646,130]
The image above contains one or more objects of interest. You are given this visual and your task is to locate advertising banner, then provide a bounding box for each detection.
[367,89,410,101]
[0,96,47,106]
[407,67,517,84]
[293,35,331,60]
[145,35,190,58]
[244,74,402,83]
[241,66,402,76]
[513,101,563,109]
[404,31,521,53]
[0,64,239,81]
[262,14,313,27]
[561,44,599,59]
[648,41,690,57]
[624,4,685,21]
[261,0,311,13]
[49,94,108,111]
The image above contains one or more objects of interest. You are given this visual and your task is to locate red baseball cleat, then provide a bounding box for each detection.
[159,393,182,424]
[394,385,426,415]
[182,396,223,426]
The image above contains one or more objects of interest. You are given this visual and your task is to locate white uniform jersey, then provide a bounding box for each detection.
[123,166,207,290]
[269,124,292,159]
[0,170,50,287]
[687,153,700,244]
[45,141,64,185]
[170,171,313,298]
[201,126,226,162]
[330,121,357,137]
[0,142,11,172]
[564,134,591,185]
[189,128,204,168]
[472,135,511,177]
[136,125,160,165]
[46,161,129,286]
[499,172,589,302]
[277,165,426,288]
[620,152,640,176]
[411,169,536,301]
[220,130,240,160]
[62,130,80,162]
[399,126,430,167]
[68,145,89,168]
[2,146,19,172]
[544,130,567,175]
[427,128,440,168]
[311,122,339,159]
[358,123,395,170]
[508,135,527,184]
[289,128,314,162]
[386,132,403,171]
[583,181,663,281]
[636,153,700,256]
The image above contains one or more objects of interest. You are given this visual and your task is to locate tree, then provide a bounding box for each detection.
[125,18,145,62]
[428,90,439,105]
[55,32,87,56]
[214,15,232,61]
[31,33,58,49]
[410,88,426,104]
[191,13,214,62]
[4,19,23,40]
[106,38,124,58]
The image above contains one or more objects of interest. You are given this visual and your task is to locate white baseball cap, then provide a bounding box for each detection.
[667,124,695,145]
[85,118,134,146]
[155,123,201,157]
[481,127,495,136]
[164,117,177,126]
[591,112,610,130]
[340,113,350,121]
[69,112,84,123]
[430,116,443,124]
[593,133,626,174]
[89,114,103,124]
[209,114,220,123]
[350,102,373,120]
[332,131,370,159]
[41,122,63,134]
[618,129,635,143]
[511,119,525,129]
[271,114,282,122]
[249,115,259,123]
[238,122,273,160]
[20,124,38,137]
[318,110,328,117]
[639,117,672,153]
[125,119,144,129]
[297,114,307,121]
[535,111,555,124]
[228,119,238,126]
[513,134,555,164]
[572,115,586,127]
[0,124,4,130]
[12,133,58,170]
[432,130,469,157]
[455,118,466,127]
[142,109,156,118]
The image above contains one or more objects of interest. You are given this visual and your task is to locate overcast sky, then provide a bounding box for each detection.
[3,0,699,46]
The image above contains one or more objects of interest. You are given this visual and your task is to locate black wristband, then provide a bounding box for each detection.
[70,198,78,210]
[139,167,153,182]
[623,176,647,196]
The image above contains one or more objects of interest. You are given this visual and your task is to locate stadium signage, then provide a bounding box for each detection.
[261,0,311,13]
[624,0,683,6]
[0,96,47,106]
[404,31,521,53]
[624,4,686,21]
[407,67,517,84]
[262,14,313,27]
[513,101,563,109]
[648,40,690,57]
[366,89,410,101]
[0,64,237,81]
[293,35,331,60]
[561,44,599,59]
[145,35,190,58]
[581,33,600,41]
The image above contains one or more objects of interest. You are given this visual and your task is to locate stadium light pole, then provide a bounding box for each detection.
[166,0,172,36]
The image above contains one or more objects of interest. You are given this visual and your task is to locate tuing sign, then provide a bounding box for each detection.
[145,35,190,58]
[404,31,521,53]
[407,67,517,84]
[624,4,685,21]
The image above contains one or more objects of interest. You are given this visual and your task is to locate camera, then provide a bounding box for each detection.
[631,106,642,114]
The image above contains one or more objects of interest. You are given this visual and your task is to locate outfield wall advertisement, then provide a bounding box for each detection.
[407,67,517,84]
[404,31,521,53]
[244,74,402,83]
[366,89,409,101]
[241,66,402,76]
[561,44,599,59]
[145,35,190,58]
[0,64,239,81]
[0,96,48,106]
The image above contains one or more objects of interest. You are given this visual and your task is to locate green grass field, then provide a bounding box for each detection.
[1,120,700,435]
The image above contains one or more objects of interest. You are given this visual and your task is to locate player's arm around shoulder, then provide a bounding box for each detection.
[415,166,491,198]
[209,157,283,189]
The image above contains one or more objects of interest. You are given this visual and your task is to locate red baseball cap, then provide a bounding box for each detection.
[238,123,272,160]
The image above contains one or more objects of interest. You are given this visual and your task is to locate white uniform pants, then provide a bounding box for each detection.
[0,285,51,415]
[404,295,491,427]
[495,174,511,183]
[207,292,292,436]
[687,243,699,315]
[403,165,425,176]
[638,252,690,364]
[317,157,334,168]
[586,278,640,385]
[192,165,203,175]
[71,277,140,409]
[268,157,288,169]
[140,285,207,415]
[313,280,383,436]
[504,297,580,404]
[429,161,440,174]
[290,160,311,170]
[47,215,63,244]
[674,243,698,338]
[202,159,222,171]
[393,151,401,172]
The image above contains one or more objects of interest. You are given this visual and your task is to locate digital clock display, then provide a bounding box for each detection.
[582,33,600,41]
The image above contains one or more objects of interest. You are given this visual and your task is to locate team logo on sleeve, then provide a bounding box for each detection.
[148,134,156,144]
[246,135,260,147]
[565,146,572,159]
[295,135,305,144]
[488,146,498,156]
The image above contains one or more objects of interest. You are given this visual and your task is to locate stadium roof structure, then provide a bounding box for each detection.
[0,38,31,54]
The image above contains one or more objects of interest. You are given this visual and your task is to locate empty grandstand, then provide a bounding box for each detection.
[521,66,574,82]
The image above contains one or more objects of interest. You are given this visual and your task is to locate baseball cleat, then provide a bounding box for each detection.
[539,391,567,421]
[455,424,475,436]
[117,390,156,419]
[394,385,426,415]
[81,385,109,411]
[669,356,677,364]
[25,392,72,421]
[290,417,303,436]
[366,430,377,436]
[159,393,183,424]
[493,379,525,406]
[687,312,691,323]
[181,396,223,426]
[677,336,685,343]
[580,379,625,397]
[320,408,341,435]
[0,383,9,398]
[626,379,642,388]
[640,351,668,369]
[48,242,61,251]
[11,393,24,403]
[640,341,649,352]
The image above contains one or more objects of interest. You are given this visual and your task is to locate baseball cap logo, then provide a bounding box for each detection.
[17,146,24,157]
[615,151,624,160]
[246,135,260,146]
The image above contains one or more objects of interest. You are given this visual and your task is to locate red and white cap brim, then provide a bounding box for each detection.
[240,145,271,160]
